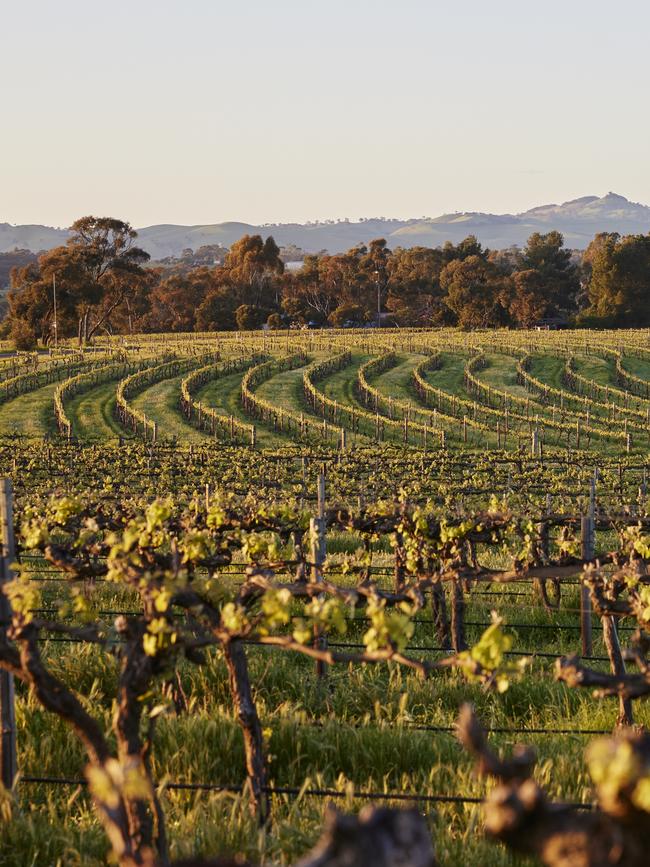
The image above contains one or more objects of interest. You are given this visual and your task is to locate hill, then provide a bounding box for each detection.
[3,192,650,257]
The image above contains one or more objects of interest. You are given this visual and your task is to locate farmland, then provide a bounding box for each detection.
[2,327,650,866]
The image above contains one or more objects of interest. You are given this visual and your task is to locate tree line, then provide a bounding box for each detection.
[3,215,650,347]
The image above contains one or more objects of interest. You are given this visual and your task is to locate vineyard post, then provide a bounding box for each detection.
[0,478,17,790]
[152,422,157,444]
[580,499,595,658]
[538,493,551,561]
[642,469,648,506]
[311,473,328,677]
[531,429,540,459]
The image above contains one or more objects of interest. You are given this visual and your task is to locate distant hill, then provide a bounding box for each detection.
[3,192,650,258]
[0,223,69,254]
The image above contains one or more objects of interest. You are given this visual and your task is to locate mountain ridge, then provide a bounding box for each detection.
[3,192,650,258]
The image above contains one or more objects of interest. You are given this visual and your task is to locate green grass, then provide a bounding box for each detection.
[369,353,427,402]
[623,355,650,383]
[66,380,127,442]
[3,334,650,865]
[314,353,389,446]
[131,373,209,444]
[422,352,472,398]
[573,354,614,387]
[528,353,566,390]
[196,370,285,448]
[256,364,306,410]
[0,382,57,437]
[478,354,531,400]
[3,569,639,866]
[255,361,316,445]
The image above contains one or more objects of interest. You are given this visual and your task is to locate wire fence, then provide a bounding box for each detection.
[19,775,593,810]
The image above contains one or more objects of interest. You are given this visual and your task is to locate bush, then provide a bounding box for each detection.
[235,304,261,331]
[328,302,366,328]
[11,319,38,350]
[266,313,283,330]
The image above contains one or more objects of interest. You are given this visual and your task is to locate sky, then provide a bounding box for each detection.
[2,0,650,229]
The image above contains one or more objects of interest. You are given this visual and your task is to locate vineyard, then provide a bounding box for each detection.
[3,327,650,866]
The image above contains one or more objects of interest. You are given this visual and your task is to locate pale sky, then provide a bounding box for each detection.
[2,0,649,229]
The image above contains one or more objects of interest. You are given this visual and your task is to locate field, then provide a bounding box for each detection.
[2,327,650,866]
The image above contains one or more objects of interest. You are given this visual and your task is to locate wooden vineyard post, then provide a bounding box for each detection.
[152,422,157,444]
[580,500,595,658]
[0,479,17,790]
[531,428,540,459]
[310,473,327,678]
[339,427,346,452]
[250,425,257,448]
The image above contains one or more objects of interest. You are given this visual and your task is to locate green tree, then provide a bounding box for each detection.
[582,232,650,325]
[6,216,149,345]
[266,312,284,329]
[328,301,366,327]
[441,256,510,328]
[518,230,579,318]
[385,246,449,326]
[194,286,238,331]
[235,303,262,330]
[146,268,214,332]
[442,235,486,264]
[506,269,548,327]
[359,238,391,325]
[281,255,338,325]
[65,216,150,342]
[223,234,284,309]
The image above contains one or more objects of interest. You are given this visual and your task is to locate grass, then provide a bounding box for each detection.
[573,354,614,387]
[478,354,531,400]
[421,352,472,399]
[368,353,427,402]
[623,355,650,383]
[65,380,127,442]
[3,566,639,866]
[131,374,209,444]
[528,353,566,390]
[318,353,369,410]
[196,369,285,448]
[0,382,57,437]
[3,334,650,864]
[0,345,642,456]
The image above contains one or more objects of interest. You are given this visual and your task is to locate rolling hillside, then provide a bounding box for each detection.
[3,192,650,257]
